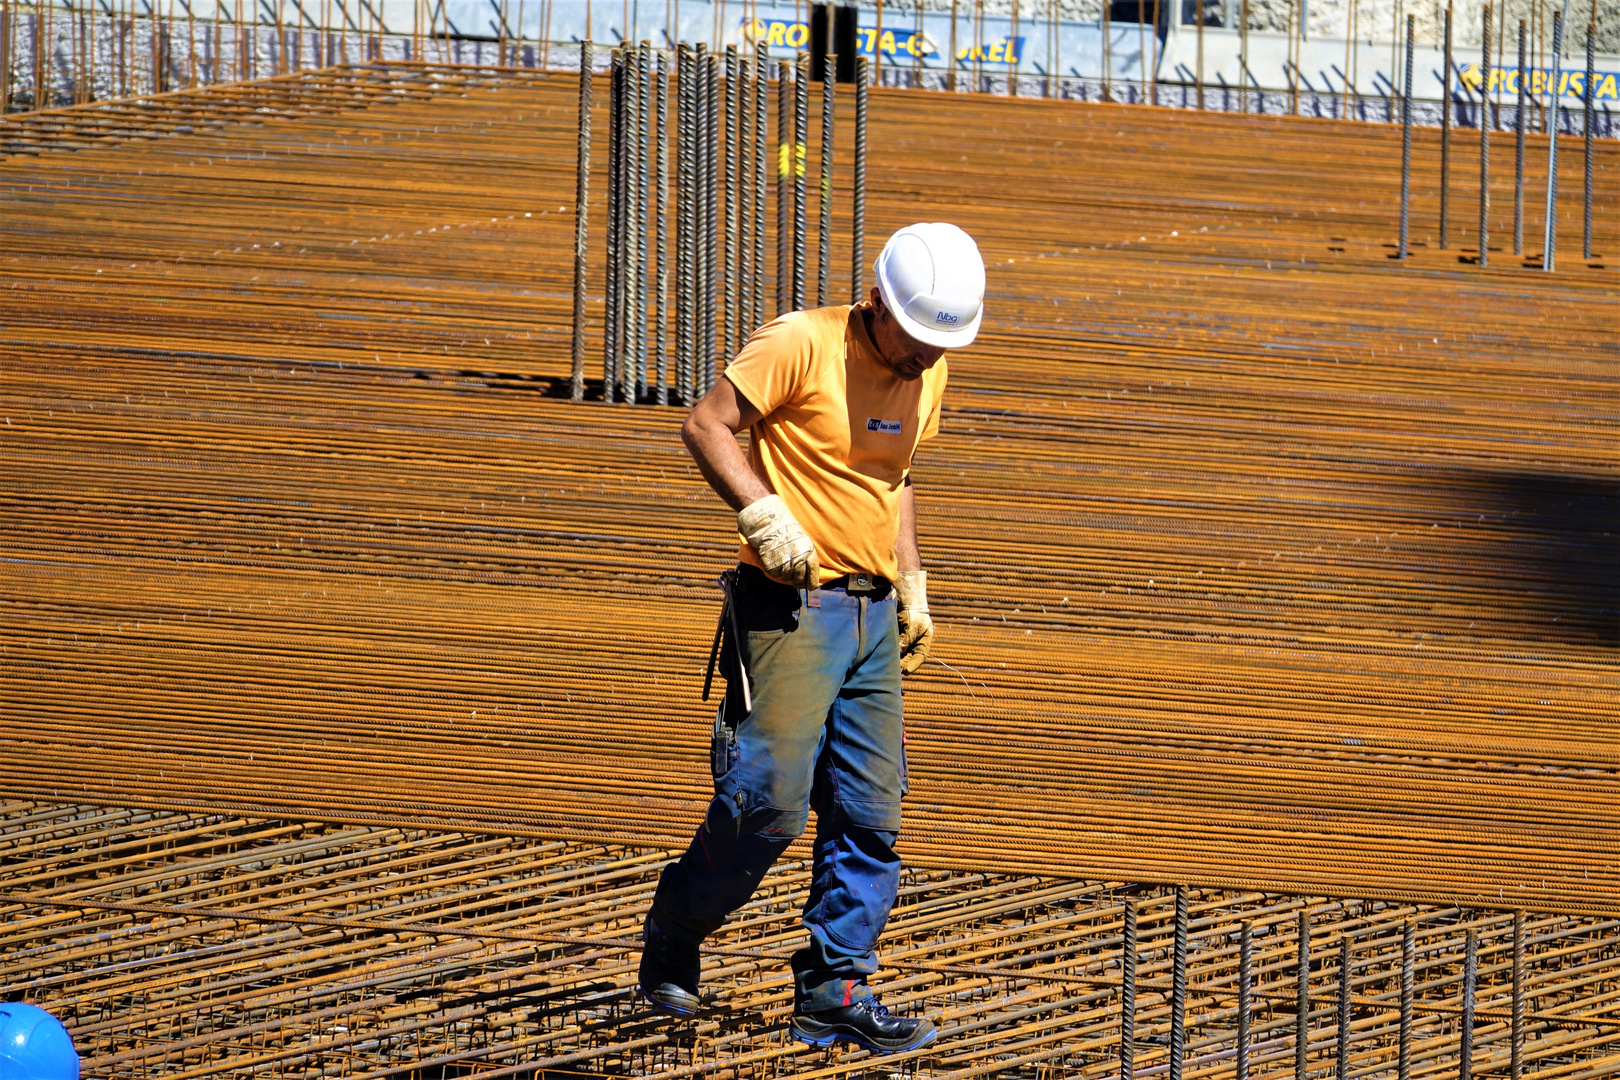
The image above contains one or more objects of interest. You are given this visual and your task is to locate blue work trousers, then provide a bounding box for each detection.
[650,563,908,1011]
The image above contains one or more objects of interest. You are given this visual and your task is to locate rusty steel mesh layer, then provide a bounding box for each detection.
[0,68,1617,923]
[0,65,539,159]
[6,800,1620,1079]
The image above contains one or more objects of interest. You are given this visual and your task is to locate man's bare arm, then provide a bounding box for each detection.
[896,477,921,573]
[681,376,771,512]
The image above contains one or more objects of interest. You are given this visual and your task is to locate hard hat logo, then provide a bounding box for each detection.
[874,223,986,351]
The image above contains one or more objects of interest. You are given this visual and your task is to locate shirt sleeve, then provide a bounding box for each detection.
[721,311,816,418]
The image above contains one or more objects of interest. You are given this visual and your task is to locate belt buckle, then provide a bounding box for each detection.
[849,573,873,595]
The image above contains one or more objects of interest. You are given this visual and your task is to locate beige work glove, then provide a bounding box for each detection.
[893,570,933,675]
[737,494,820,591]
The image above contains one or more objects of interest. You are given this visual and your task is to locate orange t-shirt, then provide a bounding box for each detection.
[723,303,948,583]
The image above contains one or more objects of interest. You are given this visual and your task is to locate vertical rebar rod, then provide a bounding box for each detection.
[1170,886,1188,1080]
[1121,901,1137,1080]
[689,45,703,394]
[1478,3,1491,267]
[571,39,593,402]
[40,0,50,104]
[604,49,622,402]
[620,46,635,403]
[1,0,11,115]
[1515,19,1526,254]
[753,46,767,334]
[777,58,791,315]
[1440,2,1452,247]
[817,53,833,308]
[622,45,641,405]
[656,47,669,404]
[636,40,652,402]
[1100,0,1109,101]
[1238,922,1252,1080]
[1290,0,1300,115]
[1197,0,1205,110]
[695,44,708,397]
[1014,0,1023,98]
[1511,911,1525,1080]
[1581,15,1593,260]
[705,49,719,390]
[852,54,866,303]
[792,52,807,311]
[1461,928,1478,1080]
[739,53,754,349]
[679,44,694,403]
[1399,14,1413,259]
[1336,936,1351,1080]
[1399,923,1414,1080]
[875,0,884,85]
[1542,9,1562,271]
[724,44,740,365]
[674,45,686,404]
[1492,0,1503,131]
[1297,910,1311,1080]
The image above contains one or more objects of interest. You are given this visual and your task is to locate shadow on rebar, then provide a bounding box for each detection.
[1453,470,1618,645]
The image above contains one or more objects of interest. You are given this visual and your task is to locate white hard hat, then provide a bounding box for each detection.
[873,222,985,350]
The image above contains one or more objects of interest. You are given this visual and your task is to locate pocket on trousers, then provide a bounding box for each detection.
[710,705,738,780]
[735,566,801,635]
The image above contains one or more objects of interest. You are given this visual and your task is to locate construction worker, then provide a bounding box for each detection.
[639,223,986,1054]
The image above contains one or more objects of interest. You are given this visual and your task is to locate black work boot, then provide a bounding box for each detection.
[637,914,702,1017]
[790,995,937,1053]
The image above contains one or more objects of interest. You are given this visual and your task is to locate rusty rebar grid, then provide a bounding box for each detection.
[6,802,1620,1079]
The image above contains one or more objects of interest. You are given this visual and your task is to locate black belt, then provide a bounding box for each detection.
[823,572,890,596]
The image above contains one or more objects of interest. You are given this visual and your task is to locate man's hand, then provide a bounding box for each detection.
[893,570,933,674]
[738,495,820,590]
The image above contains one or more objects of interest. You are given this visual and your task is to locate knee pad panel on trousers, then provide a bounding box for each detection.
[806,826,901,955]
[704,791,810,844]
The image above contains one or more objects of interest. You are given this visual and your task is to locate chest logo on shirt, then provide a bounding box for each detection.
[866,418,903,435]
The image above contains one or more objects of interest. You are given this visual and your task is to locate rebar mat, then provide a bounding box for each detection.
[5,801,1619,1079]
[2,74,1616,918]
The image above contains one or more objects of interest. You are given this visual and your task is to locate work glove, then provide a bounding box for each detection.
[737,494,820,591]
[893,570,933,675]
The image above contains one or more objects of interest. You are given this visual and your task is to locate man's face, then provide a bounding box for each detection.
[868,288,948,381]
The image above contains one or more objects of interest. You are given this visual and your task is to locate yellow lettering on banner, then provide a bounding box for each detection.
[787,22,807,46]
[1005,37,1020,63]
[879,29,897,54]
[1459,64,1483,91]
[1567,72,1584,97]
[1599,73,1619,101]
[766,21,786,45]
[1557,71,1572,95]
[988,40,1005,62]
[1530,69,1545,94]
